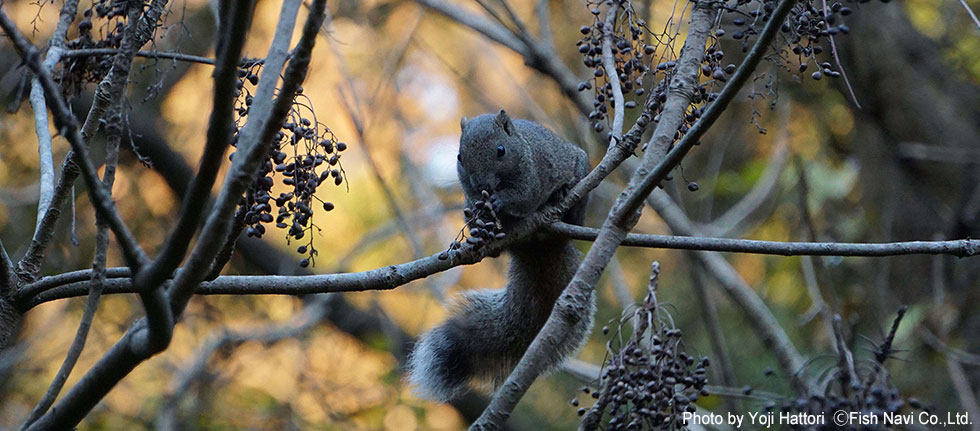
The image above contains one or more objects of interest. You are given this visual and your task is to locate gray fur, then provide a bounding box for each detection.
[407,110,594,401]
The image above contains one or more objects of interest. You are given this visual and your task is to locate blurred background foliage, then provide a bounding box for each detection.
[0,0,978,429]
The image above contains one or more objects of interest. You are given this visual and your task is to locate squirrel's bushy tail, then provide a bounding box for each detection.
[407,241,594,401]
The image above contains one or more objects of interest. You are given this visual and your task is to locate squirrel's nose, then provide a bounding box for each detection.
[470,176,499,194]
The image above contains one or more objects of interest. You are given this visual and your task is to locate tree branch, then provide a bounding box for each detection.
[600,4,625,138]
[63,48,218,65]
[549,221,980,257]
[0,238,17,350]
[27,0,79,235]
[706,140,788,237]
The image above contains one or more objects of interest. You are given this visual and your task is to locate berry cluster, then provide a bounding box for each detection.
[62,0,132,93]
[782,1,853,80]
[579,263,710,430]
[717,0,860,81]
[576,0,652,135]
[438,190,505,261]
[772,308,929,429]
[230,62,348,267]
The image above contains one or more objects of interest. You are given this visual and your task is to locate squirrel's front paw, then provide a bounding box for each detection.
[489,195,504,216]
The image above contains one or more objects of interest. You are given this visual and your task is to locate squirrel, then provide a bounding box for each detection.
[407,110,595,401]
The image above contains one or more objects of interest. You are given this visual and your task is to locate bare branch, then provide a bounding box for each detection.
[20,221,979,309]
[535,0,553,50]
[156,295,333,431]
[945,357,980,431]
[899,142,980,164]
[414,0,526,55]
[24,253,460,310]
[0,238,18,350]
[959,0,980,33]
[28,0,79,234]
[686,255,741,414]
[600,4,625,138]
[21,101,125,429]
[549,221,980,257]
[918,328,980,366]
[63,48,218,65]
[831,315,859,396]
[414,0,593,116]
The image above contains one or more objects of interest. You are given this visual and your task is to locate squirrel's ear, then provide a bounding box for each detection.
[495,109,515,136]
[460,116,468,131]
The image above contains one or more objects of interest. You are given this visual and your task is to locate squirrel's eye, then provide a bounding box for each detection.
[496,145,506,158]
[457,153,462,162]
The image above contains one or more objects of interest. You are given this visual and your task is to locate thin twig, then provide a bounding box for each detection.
[21,104,125,430]
[687,255,740,414]
[918,328,980,366]
[945,357,980,431]
[831,315,858,396]
[156,296,333,431]
[707,140,788,237]
[413,0,593,116]
[19,220,980,310]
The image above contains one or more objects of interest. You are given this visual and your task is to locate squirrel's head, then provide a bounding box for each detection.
[457,110,532,194]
